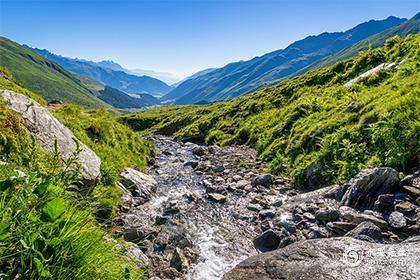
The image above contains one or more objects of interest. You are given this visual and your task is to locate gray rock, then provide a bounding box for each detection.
[303,162,322,189]
[235,180,249,189]
[271,199,284,207]
[183,161,198,168]
[252,174,274,187]
[232,175,243,182]
[247,204,263,212]
[207,193,226,203]
[273,216,296,234]
[341,167,400,210]
[192,146,206,156]
[170,248,189,272]
[259,209,276,219]
[315,209,340,222]
[223,237,420,280]
[126,245,150,266]
[345,221,382,242]
[388,211,407,229]
[212,165,225,173]
[326,221,357,233]
[0,90,101,185]
[350,213,388,229]
[120,168,157,204]
[395,201,416,214]
[374,194,394,211]
[302,212,316,221]
[253,229,285,252]
[400,173,420,188]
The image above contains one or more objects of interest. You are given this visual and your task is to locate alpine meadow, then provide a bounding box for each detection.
[0,1,419,280]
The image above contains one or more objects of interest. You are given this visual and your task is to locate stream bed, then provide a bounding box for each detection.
[121,136,291,279]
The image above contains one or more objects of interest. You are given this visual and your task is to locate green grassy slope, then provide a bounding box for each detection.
[0,37,110,108]
[0,72,152,279]
[123,35,420,189]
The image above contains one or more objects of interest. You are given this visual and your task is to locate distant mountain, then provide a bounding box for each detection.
[129,69,181,85]
[98,86,160,109]
[0,37,160,109]
[298,12,420,74]
[30,48,172,97]
[170,68,216,89]
[0,36,108,108]
[163,16,405,104]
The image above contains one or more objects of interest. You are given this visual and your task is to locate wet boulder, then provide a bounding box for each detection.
[253,229,286,252]
[0,89,101,185]
[120,168,157,204]
[341,167,400,210]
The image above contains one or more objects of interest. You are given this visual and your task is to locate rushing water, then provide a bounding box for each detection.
[124,136,287,279]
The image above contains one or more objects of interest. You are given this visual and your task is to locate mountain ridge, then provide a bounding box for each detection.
[30,47,172,97]
[163,15,406,104]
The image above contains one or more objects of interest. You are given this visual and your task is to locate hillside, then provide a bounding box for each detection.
[299,12,420,74]
[99,86,160,109]
[123,34,420,189]
[31,48,172,97]
[162,16,405,104]
[0,37,109,108]
[0,37,160,109]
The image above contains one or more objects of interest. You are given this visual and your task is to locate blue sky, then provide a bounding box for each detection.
[0,0,418,78]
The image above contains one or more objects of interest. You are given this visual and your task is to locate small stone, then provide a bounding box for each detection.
[247,204,262,212]
[192,146,206,156]
[183,161,198,168]
[253,229,285,252]
[251,174,274,187]
[155,216,168,226]
[388,211,407,229]
[352,214,388,229]
[377,194,395,206]
[233,175,242,181]
[236,180,249,189]
[327,221,357,232]
[207,193,226,203]
[259,209,276,219]
[395,201,416,214]
[271,199,284,207]
[212,165,225,173]
[303,212,316,221]
[315,209,340,222]
[345,221,383,242]
[170,248,189,272]
[401,185,420,197]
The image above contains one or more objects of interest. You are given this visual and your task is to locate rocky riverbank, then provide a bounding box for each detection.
[118,136,419,280]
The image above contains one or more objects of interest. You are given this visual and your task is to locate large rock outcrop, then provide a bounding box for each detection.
[340,167,399,210]
[0,90,101,185]
[223,237,420,280]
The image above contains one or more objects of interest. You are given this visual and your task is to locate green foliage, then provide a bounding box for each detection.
[53,104,154,185]
[0,75,152,278]
[0,156,145,279]
[125,34,420,188]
